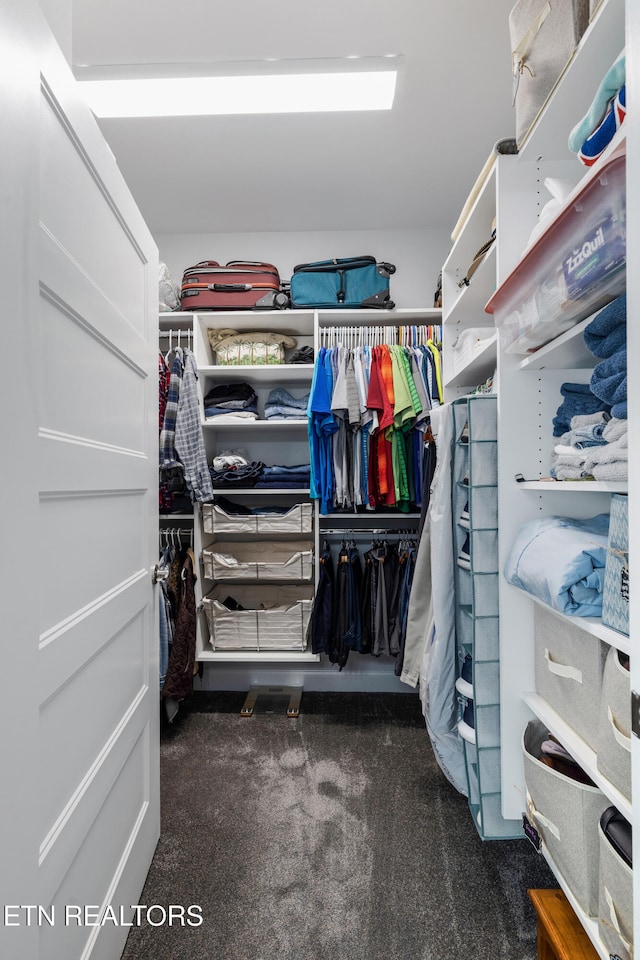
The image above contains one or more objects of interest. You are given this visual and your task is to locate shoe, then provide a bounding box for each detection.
[457,534,471,570]
[578,84,626,166]
[455,655,473,699]
[463,698,475,729]
[461,654,473,684]
[460,421,469,444]
[459,501,470,529]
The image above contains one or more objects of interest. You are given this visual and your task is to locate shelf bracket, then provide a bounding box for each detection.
[240,683,303,718]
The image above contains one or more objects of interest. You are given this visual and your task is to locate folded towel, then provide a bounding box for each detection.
[568,53,626,152]
[603,417,628,443]
[570,411,611,429]
[590,347,627,406]
[554,445,588,459]
[611,400,627,420]
[578,84,626,167]
[565,422,608,448]
[552,464,592,481]
[583,294,626,358]
[591,460,628,481]
[583,436,628,472]
[553,382,611,437]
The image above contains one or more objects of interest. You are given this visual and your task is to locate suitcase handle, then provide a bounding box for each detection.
[210,283,252,291]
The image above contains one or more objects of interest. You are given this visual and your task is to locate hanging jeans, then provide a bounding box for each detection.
[310,546,335,655]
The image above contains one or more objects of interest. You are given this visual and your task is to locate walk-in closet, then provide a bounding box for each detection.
[3,1,638,959]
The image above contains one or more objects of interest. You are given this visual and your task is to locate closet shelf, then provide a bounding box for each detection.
[523,691,632,824]
[198,363,314,381]
[209,488,310,496]
[516,316,598,371]
[528,595,631,656]
[196,650,321,663]
[516,480,627,493]
[443,333,497,389]
[518,0,625,163]
[443,245,497,330]
[202,419,308,430]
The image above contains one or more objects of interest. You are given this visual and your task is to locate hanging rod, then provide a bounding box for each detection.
[320,527,418,536]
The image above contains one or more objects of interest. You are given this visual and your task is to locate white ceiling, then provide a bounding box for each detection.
[72,0,518,237]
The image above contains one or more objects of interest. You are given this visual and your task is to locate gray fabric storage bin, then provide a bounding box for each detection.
[597,646,632,803]
[598,816,633,960]
[523,719,609,917]
[202,583,313,651]
[202,501,312,535]
[202,539,313,582]
[534,604,607,751]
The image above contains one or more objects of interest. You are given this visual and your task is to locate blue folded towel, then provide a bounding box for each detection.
[590,347,627,406]
[583,294,626,358]
[552,382,610,437]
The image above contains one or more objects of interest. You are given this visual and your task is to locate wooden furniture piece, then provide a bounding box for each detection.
[528,889,600,960]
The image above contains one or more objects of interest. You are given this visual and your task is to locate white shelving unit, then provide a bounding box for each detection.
[165,305,441,665]
[471,0,637,954]
[188,308,318,664]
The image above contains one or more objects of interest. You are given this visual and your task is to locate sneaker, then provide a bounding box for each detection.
[459,501,470,529]
[460,421,469,444]
[457,534,471,570]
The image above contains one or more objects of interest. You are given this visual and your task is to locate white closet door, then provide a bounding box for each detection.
[0,2,160,959]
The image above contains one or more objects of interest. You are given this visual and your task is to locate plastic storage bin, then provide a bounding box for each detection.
[486,153,626,354]
[597,646,632,802]
[523,719,609,917]
[202,584,313,651]
[202,539,313,582]
[202,501,313,535]
[602,493,629,636]
[534,604,607,752]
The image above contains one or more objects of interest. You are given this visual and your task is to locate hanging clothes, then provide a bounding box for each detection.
[317,535,418,673]
[308,326,441,515]
[162,548,198,706]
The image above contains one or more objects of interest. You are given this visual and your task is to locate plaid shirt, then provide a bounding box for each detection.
[175,349,213,502]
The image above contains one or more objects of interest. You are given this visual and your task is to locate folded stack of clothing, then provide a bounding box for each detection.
[287,345,314,364]
[209,451,264,487]
[582,416,628,481]
[550,410,610,480]
[585,293,627,420]
[254,463,311,489]
[568,52,626,167]
[552,381,610,437]
[203,382,258,422]
[264,387,310,420]
[504,513,610,617]
[550,413,628,481]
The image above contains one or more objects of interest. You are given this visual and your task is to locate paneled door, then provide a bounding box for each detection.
[0,2,160,959]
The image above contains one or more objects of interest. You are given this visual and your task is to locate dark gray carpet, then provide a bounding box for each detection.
[122,692,555,960]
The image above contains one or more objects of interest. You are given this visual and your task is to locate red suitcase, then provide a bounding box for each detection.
[180,260,289,310]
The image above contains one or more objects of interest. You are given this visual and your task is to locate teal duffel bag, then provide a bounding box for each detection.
[289,256,395,309]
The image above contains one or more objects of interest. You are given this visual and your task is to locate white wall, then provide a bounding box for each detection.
[39,0,71,63]
[156,226,449,308]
